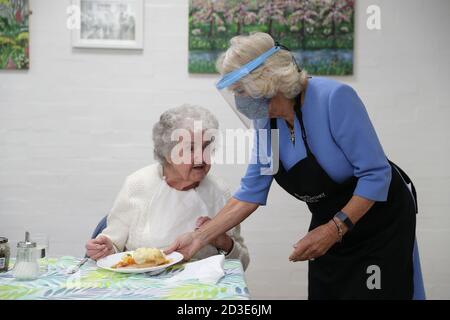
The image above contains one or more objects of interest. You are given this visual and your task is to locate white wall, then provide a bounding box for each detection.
[1,0,449,299]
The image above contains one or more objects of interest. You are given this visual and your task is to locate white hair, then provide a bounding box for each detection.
[216,32,308,99]
[152,104,219,164]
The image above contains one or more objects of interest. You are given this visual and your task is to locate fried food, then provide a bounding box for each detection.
[112,248,170,269]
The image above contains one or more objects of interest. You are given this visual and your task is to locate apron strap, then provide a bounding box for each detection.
[389,160,419,214]
[294,92,313,156]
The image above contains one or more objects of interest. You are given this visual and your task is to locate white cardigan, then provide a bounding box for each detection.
[99,163,250,270]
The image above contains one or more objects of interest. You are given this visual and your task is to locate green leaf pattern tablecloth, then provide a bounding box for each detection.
[0,256,250,300]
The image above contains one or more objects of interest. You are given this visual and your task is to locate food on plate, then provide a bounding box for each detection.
[112,248,170,269]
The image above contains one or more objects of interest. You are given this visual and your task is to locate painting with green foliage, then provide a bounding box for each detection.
[0,0,29,69]
[189,0,354,75]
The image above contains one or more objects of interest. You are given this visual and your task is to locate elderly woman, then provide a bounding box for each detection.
[85,104,249,270]
[167,33,420,299]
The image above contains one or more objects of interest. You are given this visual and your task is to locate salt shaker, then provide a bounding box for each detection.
[13,231,40,281]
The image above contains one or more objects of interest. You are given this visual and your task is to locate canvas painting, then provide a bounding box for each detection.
[0,0,30,70]
[72,0,144,49]
[189,0,354,75]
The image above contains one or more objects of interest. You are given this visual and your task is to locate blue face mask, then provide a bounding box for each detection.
[235,95,270,120]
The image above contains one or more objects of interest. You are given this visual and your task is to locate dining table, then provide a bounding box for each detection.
[0,256,250,300]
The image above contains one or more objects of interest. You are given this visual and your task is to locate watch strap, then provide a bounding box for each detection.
[334,211,354,231]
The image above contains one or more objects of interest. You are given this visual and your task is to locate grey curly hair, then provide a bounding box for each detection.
[152,104,219,164]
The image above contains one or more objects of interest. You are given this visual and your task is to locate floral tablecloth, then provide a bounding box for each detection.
[0,256,250,300]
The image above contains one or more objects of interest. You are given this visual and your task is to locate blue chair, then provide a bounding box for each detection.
[85,216,108,259]
[91,215,108,239]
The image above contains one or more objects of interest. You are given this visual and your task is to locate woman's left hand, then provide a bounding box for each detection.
[289,221,340,262]
[196,216,233,252]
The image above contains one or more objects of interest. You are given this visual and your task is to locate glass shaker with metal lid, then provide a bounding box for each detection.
[13,231,40,280]
[0,237,10,273]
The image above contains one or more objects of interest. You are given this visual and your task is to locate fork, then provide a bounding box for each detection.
[66,257,89,274]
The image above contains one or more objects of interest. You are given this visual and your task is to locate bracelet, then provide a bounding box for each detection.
[331,218,343,243]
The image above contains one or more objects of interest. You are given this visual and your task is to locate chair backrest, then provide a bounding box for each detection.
[91,215,108,239]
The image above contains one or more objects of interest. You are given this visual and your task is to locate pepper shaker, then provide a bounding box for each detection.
[0,237,10,273]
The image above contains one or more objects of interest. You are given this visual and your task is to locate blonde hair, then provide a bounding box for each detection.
[216,32,308,99]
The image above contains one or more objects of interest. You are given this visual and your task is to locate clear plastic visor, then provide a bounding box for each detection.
[215,46,281,129]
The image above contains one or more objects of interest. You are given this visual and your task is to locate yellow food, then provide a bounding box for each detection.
[112,254,136,268]
[133,248,166,264]
[112,248,170,269]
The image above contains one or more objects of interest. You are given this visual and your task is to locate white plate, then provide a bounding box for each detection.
[97,251,184,274]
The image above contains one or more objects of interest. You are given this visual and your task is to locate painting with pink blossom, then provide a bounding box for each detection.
[0,0,30,69]
[189,0,354,75]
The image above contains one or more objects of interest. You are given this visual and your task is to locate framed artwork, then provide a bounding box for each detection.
[0,0,30,69]
[72,0,144,49]
[189,0,354,75]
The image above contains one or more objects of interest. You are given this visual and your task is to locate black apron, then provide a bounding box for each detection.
[270,95,417,300]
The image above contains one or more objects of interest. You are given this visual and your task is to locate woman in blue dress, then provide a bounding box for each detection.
[167,32,422,299]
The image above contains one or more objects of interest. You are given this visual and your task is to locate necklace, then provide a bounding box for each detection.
[289,89,305,144]
[289,126,295,144]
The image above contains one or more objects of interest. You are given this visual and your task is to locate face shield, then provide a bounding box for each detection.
[215,45,282,129]
[215,43,300,175]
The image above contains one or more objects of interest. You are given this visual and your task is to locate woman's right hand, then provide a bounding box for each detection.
[85,235,115,260]
[166,198,257,261]
[164,232,206,261]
